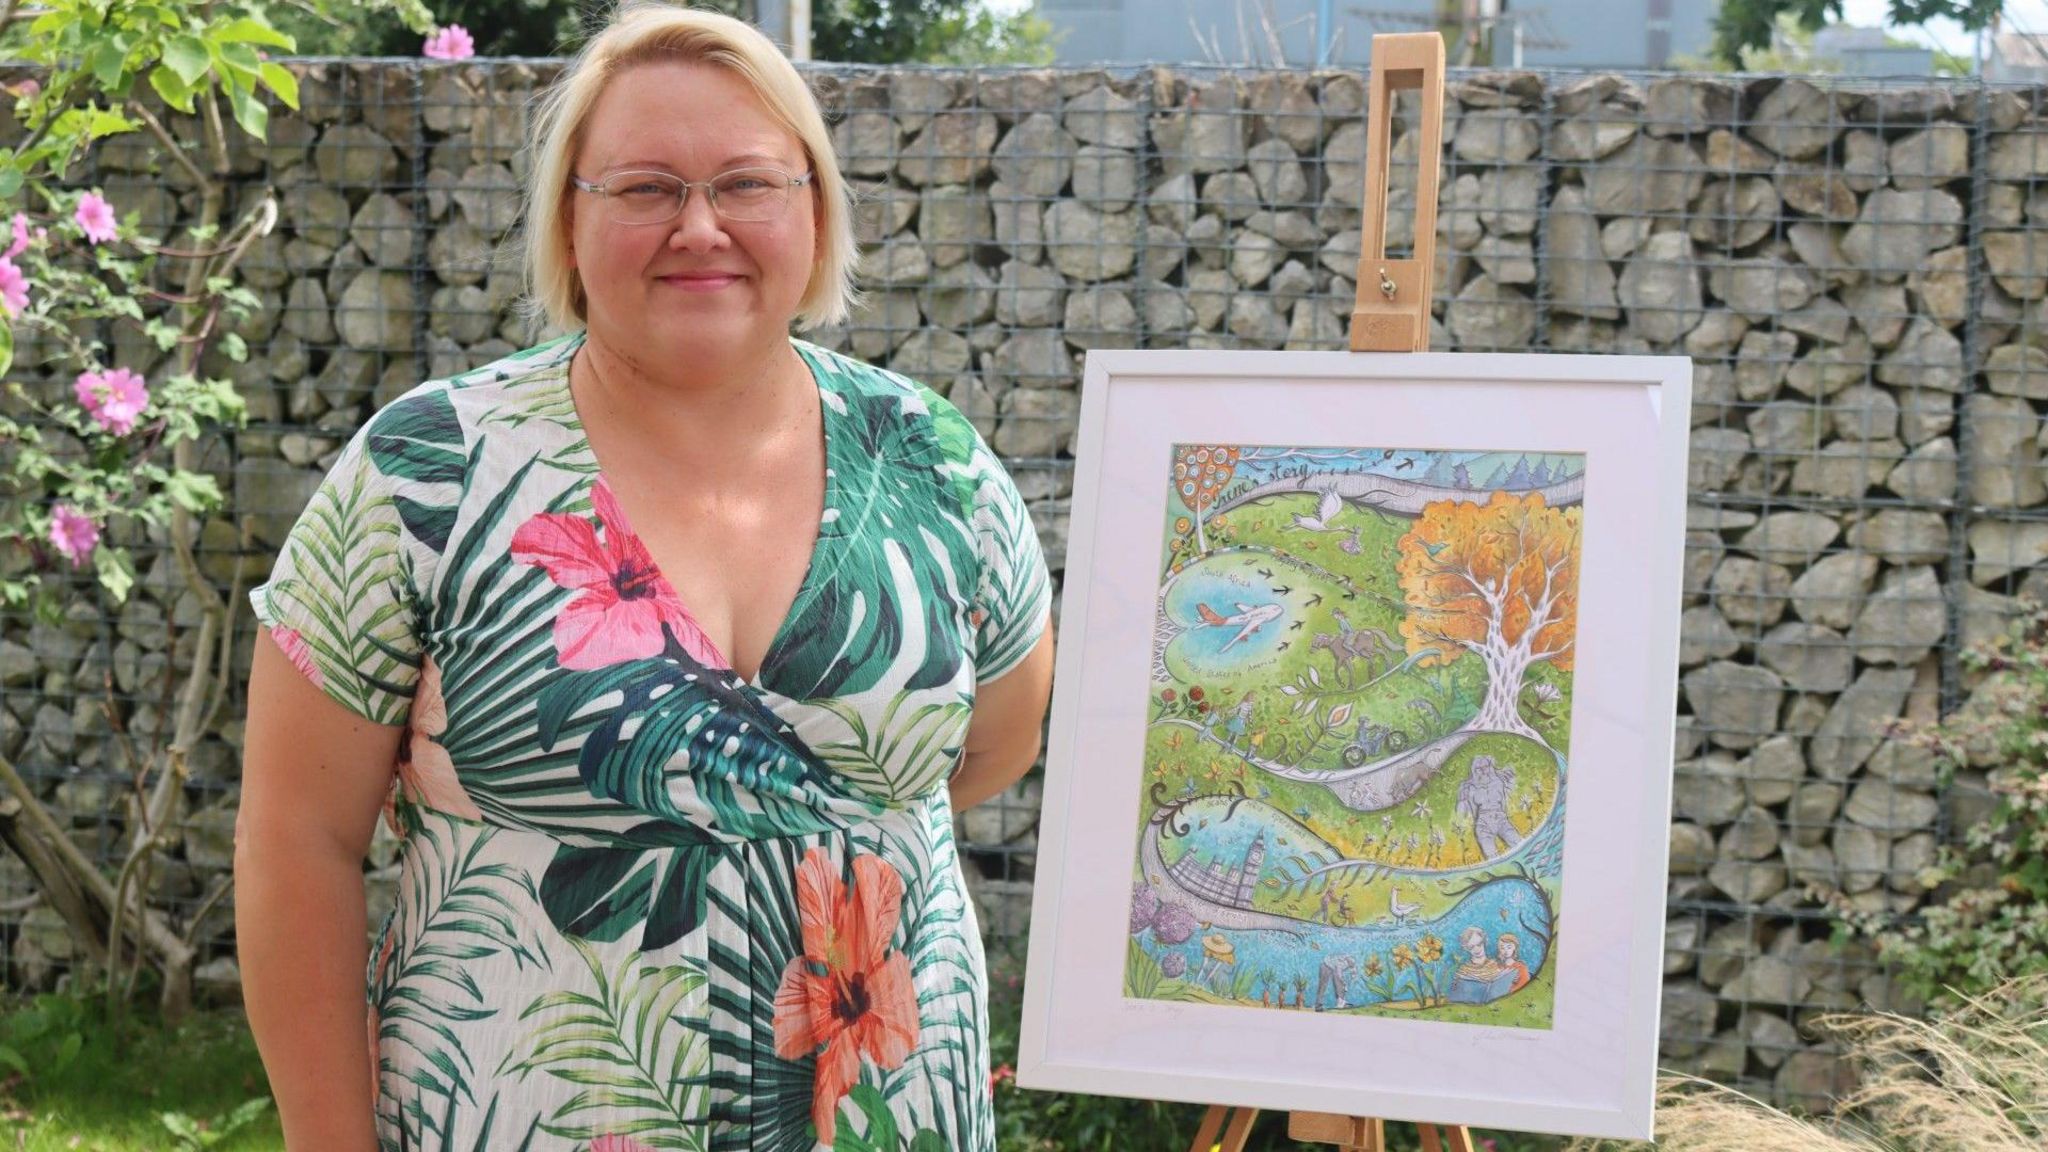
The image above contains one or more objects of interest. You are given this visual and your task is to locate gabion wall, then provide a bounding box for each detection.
[2,60,2046,1108]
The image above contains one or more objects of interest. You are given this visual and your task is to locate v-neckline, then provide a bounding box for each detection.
[555,335,839,695]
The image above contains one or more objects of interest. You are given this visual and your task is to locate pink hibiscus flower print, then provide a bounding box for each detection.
[0,256,27,316]
[73,367,149,435]
[588,1138,655,1152]
[423,25,475,59]
[48,505,99,567]
[390,656,483,823]
[509,478,723,671]
[73,191,116,245]
[271,626,323,688]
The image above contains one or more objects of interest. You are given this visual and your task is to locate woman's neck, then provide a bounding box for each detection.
[571,332,815,475]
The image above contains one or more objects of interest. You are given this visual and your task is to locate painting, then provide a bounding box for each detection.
[1019,350,1691,1141]
[1129,445,1577,1029]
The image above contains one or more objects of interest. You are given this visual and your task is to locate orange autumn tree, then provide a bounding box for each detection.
[1395,491,1581,743]
[1172,444,1238,552]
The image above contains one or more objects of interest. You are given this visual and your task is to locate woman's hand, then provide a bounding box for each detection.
[950,629,1055,811]
[236,626,403,1150]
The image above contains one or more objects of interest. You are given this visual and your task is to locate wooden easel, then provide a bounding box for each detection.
[1184,31,1473,1152]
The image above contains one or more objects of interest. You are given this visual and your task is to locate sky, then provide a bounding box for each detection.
[1842,0,2048,57]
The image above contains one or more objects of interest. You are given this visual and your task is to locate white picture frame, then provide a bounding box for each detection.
[1016,350,1693,1141]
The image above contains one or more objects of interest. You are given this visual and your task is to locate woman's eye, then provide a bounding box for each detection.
[619,181,672,197]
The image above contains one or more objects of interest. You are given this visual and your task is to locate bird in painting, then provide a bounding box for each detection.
[1292,486,1345,532]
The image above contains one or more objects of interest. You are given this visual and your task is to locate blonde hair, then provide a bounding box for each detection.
[522,2,858,331]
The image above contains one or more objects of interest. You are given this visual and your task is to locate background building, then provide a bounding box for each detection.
[1038,0,1714,68]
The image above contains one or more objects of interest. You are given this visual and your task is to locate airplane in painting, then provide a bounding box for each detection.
[1196,602,1285,651]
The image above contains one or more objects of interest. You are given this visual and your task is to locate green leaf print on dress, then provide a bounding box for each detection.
[761,361,980,702]
[497,936,713,1151]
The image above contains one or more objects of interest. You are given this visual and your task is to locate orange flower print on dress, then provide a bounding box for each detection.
[386,655,482,831]
[772,847,921,1143]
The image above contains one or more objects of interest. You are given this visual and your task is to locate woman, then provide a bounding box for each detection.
[235,6,1054,1149]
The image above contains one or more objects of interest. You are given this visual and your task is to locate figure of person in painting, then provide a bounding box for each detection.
[1315,955,1357,1011]
[1448,925,1513,1005]
[1457,754,1522,859]
[1196,932,1238,991]
[1224,691,1256,751]
[1495,932,1531,994]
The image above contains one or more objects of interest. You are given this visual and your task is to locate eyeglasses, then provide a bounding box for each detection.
[569,167,814,225]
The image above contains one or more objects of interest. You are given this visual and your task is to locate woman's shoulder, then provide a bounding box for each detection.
[795,338,991,467]
[358,334,581,444]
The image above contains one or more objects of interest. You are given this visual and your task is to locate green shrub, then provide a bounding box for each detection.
[1849,602,2048,1006]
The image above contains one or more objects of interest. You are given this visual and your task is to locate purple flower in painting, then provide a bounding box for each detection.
[1129,884,1159,934]
[1152,901,1197,946]
[1159,951,1187,979]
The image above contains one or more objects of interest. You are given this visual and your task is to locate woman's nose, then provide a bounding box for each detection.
[668,188,728,249]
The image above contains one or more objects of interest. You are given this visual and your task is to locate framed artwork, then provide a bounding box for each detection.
[1017,350,1691,1141]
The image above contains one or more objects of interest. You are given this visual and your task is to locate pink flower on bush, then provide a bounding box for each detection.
[73,191,116,244]
[423,25,475,59]
[73,367,149,435]
[588,1138,655,1152]
[48,506,99,567]
[0,256,27,316]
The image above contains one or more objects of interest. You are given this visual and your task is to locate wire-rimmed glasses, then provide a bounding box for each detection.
[569,167,814,225]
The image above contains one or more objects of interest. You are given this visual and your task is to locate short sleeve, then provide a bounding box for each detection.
[248,426,427,727]
[968,437,1052,683]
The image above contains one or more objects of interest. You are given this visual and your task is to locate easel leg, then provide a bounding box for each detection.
[1420,1124,1476,1152]
[1190,1104,1261,1152]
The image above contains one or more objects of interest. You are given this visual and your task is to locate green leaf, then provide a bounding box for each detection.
[87,38,128,90]
[85,107,138,139]
[226,83,267,139]
[0,162,20,200]
[220,332,248,362]
[163,471,223,512]
[0,322,13,379]
[149,63,198,113]
[163,34,210,86]
[908,1130,946,1152]
[211,16,295,49]
[257,61,299,110]
[95,545,135,604]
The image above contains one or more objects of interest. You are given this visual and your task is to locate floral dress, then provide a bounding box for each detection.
[249,333,1051,1152]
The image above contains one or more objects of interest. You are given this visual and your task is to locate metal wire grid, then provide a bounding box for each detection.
[0,60,2043,1104]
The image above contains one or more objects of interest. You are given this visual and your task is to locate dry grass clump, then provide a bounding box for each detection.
[1565,979,2048,1152]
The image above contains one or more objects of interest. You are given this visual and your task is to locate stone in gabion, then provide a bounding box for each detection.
[1042,201,1136,282]
[1683,661,1785,751]
[1063,85,1144,150]
[991,113,1074,198]
[1618,231,1704,343]
[1841,189,1965,281]
[1963,394,2048,507]
[1810,667,1917,779]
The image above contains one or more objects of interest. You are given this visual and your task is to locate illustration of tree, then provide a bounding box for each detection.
[1172,444,1238,553]
[1451,462,1473,489]
[1396,491,1581,744]
[1483,463,1509,489]
[1504,455,1532,489]
[1528,458,1550,487]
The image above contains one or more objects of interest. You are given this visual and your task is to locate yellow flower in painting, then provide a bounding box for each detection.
[1418,934,1444,963]
[1363,954,1383,979]
[1175,516,1191,535]
[1391,943,1414,970]
[1249,731,1266,747]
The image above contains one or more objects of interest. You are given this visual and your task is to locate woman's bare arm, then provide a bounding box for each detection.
[236,626,402,1150]
[950,628,1055,811]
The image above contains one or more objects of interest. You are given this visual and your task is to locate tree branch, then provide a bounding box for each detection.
[124,101,210,191]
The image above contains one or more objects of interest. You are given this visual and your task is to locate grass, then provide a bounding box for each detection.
[1566,978,2048,1152]
[0,994,282,1151]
